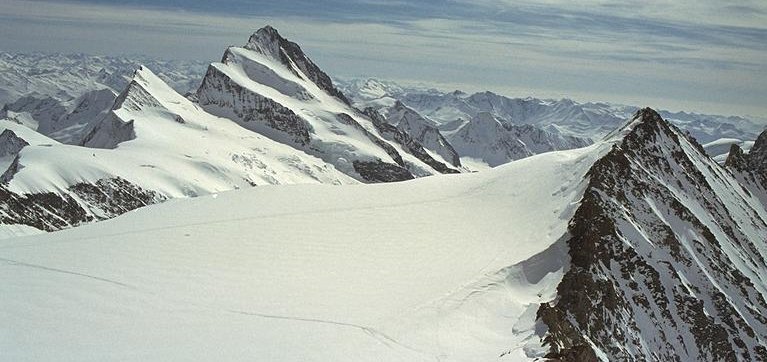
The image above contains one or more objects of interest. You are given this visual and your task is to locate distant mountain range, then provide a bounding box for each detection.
[1,26,767,362]
[336,77,766,145]
[0,51,207,107]
[0,32,764,239]
[2,51,764,167]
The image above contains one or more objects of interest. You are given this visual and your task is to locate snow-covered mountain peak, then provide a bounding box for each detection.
[245,25,284,60]
[334,78,405,105]
[111,65,166,112]
[0,51,207,109]
[378,100,461,168]
[197,27,465,182]
[540,108,767,361]
[603,106,665,142]
[447,110,591,169]
[388,100,435,124]
[633,106,664,123]
[622,107,686,148]
[241,26,349,105]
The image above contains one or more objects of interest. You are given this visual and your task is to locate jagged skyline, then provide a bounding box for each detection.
[1,0,766,118]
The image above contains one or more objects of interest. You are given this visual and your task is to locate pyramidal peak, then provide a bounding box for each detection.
[633,106,663,123]
[111,65,166,112]
[245,25,285,59]
[238,25,350,105]
[602,106,666,142]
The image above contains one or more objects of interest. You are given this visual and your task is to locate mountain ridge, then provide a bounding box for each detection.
[540,108,767,361]
[4,105,766,361]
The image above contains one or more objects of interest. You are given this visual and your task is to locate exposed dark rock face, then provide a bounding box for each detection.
[195,26,438,183]
[112,74,163,112]
[539,108,767,361]
[726,129,767,193]
[0,129,28,157]
[362,108,459,174]
[245,26,350,105]
[750,131,767,169]
[196,65,312,146]
[383,101,461,167]
[0,177,164,232]
[0,185,88,231]
[80,113,135,149]
[0,95,67,127]
[352,160,414,183]
[0,155,22,183]
[69,178,166,218]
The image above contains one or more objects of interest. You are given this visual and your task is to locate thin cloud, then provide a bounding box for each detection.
[0,0,765,117]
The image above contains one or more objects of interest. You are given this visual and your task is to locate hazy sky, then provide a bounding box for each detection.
[1,0,766,117]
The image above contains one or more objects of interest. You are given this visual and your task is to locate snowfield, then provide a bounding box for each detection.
[3,25,765,361]
[0,142,605,361]
[2,66,355,197]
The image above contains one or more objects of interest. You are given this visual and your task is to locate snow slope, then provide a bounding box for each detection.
[6,66,354,196]
[0,65,355,237]
[0,141,603,362]
[2,103,765,361]
[541,109,767,361]
[703,138,755,164]
[379,101,461,167]
[1,88,117,144]
[197,27,451,182]
[447,112,590,169]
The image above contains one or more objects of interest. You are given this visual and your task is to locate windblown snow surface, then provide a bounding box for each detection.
[0,141,605,361]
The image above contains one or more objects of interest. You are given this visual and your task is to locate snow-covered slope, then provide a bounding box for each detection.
[703,138,755,164]
[196,26,452,182]
[447,112,591,168]
[0,139,601,362]
[1,88,117,144]
[378,101,461,167]
[0,52,206,107]
[0,66,355,237]
[540,109,767,361]
[335,77,407,101]
[661,110,765,144]
[0,27,471,238]
[2,107,766,361]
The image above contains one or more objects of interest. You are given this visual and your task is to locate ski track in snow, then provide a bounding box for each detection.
[226,309,438,360]
[0,143,601,361]
[0,257,135,289]
[0,255,436,360]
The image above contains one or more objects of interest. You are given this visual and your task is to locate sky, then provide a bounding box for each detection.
[0,0,766,118]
